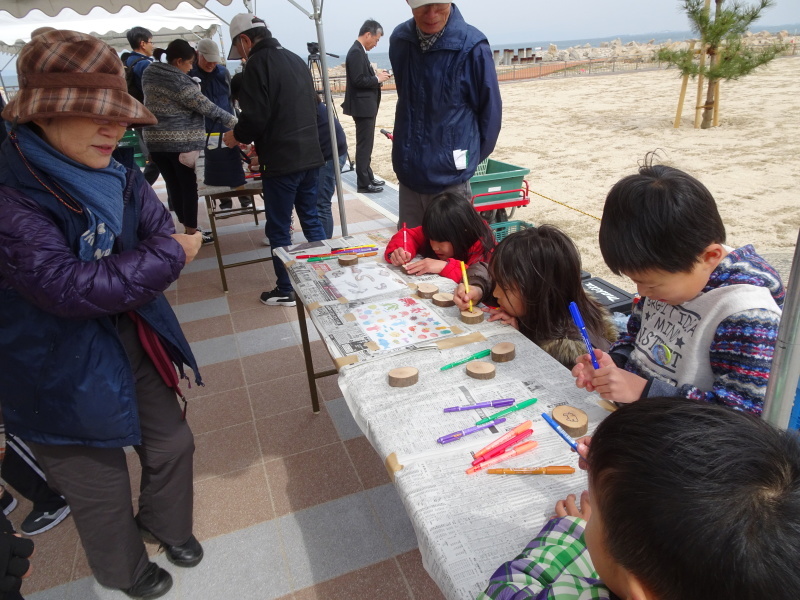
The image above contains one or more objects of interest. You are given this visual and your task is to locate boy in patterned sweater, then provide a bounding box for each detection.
[480,398,800,600]
[572,163,783,415]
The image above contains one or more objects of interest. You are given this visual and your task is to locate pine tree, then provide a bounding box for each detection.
[659,0,784,128]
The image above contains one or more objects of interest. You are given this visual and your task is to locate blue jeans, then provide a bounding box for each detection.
[262,168,325,293]
[316,154,347,239]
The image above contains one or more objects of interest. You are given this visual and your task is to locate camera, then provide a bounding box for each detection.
[307,42,320,56]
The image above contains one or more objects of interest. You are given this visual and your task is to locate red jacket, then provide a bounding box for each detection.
[384,226,491,283]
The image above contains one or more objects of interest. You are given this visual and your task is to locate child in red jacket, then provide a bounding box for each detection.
[385,192,495,283]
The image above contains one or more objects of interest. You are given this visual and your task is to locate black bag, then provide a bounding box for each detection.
[125,56,148,102]
[204,133,246,188]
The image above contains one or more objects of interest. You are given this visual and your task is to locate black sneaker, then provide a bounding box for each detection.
[123,562,173,600]
[239,197,253,208]
[201,231,214,245]
[0,490,17,516]
[20,504,71,535]
[260,287,296,307]
[218,199,233,210]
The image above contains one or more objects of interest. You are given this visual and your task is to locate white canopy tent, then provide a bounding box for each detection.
[0,0,235,19]
[0,3,222,55]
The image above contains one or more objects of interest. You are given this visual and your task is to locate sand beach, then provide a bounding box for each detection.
[341,55,800,292]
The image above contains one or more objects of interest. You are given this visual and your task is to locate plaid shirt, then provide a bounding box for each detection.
[417,25,447,52]
[477,517,612,600]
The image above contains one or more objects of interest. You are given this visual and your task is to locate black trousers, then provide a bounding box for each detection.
[149,151,199,230]
[353,116,377,189]
[28,315,195,589]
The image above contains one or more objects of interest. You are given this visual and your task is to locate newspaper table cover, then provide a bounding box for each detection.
[338,331,609,600]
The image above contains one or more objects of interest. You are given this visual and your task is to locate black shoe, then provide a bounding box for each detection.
[0,490,17,516]
[371,179,385,186]
[20,504,71,535]
[239,197,253,208]
[123,562,173,599]
[218,199,233,210]
[201,231,214,245]
[260,287,296,307]
[163,534,204,568]
[357,184,383,193]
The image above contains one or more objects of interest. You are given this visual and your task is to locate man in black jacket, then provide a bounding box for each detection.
[341,20,390,194]
[223,14,326,306]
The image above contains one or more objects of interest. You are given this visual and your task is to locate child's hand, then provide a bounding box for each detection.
[571,349,611,391]
[485,307,518,329]
[572,435,591,471]
[453,283,482,310]
[404,258,447,275]
[389,248,412,266]
[554,490,591,521]
[589,366,647,403]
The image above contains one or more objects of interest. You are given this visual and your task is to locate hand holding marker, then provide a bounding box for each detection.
[569,301,600,369]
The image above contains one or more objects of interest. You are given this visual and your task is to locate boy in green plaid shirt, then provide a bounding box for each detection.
[479,397,800,600]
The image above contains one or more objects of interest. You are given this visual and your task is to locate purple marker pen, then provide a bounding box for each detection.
[443,398,515,413]
[437,418,507,444]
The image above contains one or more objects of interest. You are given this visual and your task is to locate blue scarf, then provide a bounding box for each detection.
[10,122,127,262]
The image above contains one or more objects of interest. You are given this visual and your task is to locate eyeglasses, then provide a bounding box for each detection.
[93,118,130,128]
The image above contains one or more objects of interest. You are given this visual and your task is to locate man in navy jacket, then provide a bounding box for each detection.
[390,1,502,227]
[342,19,390,194]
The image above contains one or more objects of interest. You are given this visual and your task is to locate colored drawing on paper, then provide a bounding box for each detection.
[326,262,408,301]
[353,297,454,350]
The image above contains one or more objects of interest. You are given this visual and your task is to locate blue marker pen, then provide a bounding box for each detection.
[569,301,600,369]
[540,412,579,451]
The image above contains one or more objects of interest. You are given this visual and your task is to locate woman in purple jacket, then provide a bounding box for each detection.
[0,31,203,599]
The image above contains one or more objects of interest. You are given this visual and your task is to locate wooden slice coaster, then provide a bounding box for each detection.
[417,283,439,299]
[388,367,419,388]
[460,309,484,325]
[552,405,589,437]
[466,361,495,380]
[338,255,358,267]
[491,342,516,362]
[432,292,455,307]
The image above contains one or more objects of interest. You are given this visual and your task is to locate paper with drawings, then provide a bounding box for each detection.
[353,297,456,350]
[326,262,408,302]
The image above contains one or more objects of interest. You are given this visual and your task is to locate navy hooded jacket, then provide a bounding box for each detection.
[389,4,502,194]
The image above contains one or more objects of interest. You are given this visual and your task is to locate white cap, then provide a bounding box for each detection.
[228,13,267,60]
[407,0,452,8]
[196,38,222,63]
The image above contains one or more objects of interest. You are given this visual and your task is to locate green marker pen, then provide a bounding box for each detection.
[476,397,538,426]
[440,349,491,371]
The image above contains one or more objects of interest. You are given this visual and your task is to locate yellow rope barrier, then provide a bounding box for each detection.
[528,189,602,221]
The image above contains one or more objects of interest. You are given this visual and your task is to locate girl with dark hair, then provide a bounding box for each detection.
[385,192,495,282]
[455,225,617,368]
[142,39,237,244]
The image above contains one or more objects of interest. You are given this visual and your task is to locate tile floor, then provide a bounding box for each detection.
[14,177,447,600]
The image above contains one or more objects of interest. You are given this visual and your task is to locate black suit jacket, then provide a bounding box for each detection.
[341,40,381,118]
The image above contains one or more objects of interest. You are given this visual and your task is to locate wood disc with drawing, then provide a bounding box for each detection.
[552,405,589,437]
[417,283,439,299]
[466,361,495,380]
[388,367,419,388]
[460,309,484,325]
[491,342,516,362]
[432,292,455,307]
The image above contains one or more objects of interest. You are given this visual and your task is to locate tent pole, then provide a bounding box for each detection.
[311,0,348,235]
[763,228,800,430]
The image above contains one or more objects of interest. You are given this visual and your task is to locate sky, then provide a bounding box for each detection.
[209,0,799,59]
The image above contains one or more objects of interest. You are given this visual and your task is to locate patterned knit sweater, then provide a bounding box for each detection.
[610,245,784,415]
[141,62,237,153]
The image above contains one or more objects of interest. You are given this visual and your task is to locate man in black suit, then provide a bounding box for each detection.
[342,19,391,194]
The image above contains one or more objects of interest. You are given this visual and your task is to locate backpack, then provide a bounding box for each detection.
[125,56,149,102]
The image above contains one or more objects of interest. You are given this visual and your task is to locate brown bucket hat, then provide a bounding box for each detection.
[2,29,157,126]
